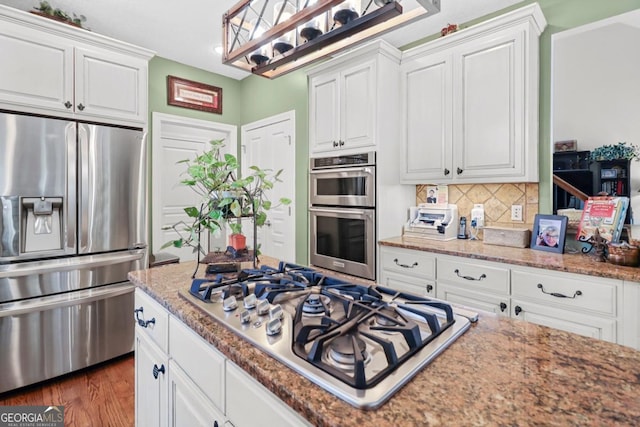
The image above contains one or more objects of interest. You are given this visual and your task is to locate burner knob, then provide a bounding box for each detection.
[256,299,270,316]
[269,304,284,321]
[223,295,238,311]
[244,294,257,309]
[240,310,251,324]
[266,317,282,336]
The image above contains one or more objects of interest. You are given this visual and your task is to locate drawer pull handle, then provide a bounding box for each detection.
[394,258,418,269]
[152,363,165,379]
[134,307,156,328]
[537,284,582,299]
[454,269,486,281]
[499,302,507,312]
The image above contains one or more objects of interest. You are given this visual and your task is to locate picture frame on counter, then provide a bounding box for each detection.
[554,139,577,152]
[531,214,568,253]
[167,75,222,114]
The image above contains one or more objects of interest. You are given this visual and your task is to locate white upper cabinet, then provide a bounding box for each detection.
[0,5,154,126]
[307,40,400,156]
[400,3,547,184]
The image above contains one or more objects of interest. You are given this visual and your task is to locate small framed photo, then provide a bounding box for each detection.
[531,214,568,253]
[554,139,577,152]
[167,75,222,114]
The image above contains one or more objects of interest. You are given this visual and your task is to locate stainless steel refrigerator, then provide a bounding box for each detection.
[0,112,147,393]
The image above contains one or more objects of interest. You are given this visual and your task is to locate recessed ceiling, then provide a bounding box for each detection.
[0,0,521,80]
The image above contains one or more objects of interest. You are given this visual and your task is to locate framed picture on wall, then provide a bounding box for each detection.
[531,214,568,253]
[167,75,222,114]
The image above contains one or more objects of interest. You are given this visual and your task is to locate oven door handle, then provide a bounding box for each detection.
[309,166,374,175]
[309,207,372,216]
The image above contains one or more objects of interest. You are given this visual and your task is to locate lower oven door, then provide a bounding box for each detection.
[309,206,375,280]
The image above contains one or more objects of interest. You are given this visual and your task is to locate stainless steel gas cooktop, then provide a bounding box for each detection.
[179,262,471,409]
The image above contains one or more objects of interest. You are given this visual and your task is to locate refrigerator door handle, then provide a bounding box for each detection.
[0,250,145,279]
[66,122,78,253]
[78,123,90,252]
[0,282,134,318]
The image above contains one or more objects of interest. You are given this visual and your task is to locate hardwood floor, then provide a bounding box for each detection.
[0,353,135,427]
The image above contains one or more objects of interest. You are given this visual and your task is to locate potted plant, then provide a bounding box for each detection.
[161,139,290,267]
[589,142,639,161]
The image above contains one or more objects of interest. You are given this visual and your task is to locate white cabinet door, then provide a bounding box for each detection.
[75,46,147,123]
[226,362,311,427]
[135,332,168,427]
[0,21,74,114]
[400,51,453,182]
[309,71,340,153]
[168,360,225,427]
[452,28,526,181]
[340,60,375,151]
[511,299,617,342]
[437,284,510,316]
[309,59,375,155]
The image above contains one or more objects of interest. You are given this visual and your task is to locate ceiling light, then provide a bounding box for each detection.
[222,0,441,79]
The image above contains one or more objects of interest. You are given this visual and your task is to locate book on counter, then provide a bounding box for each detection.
[576,196,629,243]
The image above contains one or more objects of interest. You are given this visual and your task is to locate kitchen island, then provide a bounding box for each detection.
[129,258,640,426]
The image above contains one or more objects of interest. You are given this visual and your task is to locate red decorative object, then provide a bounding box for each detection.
[441,23,458,37]
[228,234,246,251]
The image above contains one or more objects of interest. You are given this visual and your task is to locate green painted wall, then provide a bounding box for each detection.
[148,56,243,126]
[238,71,309,264]
[147,0,640,264]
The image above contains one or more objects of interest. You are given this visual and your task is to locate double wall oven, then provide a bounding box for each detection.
[309,152,376,280]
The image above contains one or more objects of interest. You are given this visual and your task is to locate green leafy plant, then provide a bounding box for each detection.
[33,1,88,29]
[161,139,291,256]
[589,142,639,161]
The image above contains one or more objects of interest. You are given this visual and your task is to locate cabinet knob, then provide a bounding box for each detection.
[77,103,85,111]
[499,302,507,312]
[426,284,433,293]
[514,305,522,316]
[333,141,339,147]
[64,101,72,109]
[456,167,463,175]
[444,168,450,176]
[339,140,345,146]
[152,363,165,379]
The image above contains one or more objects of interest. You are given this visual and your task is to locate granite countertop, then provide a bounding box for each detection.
[379,236,640,282]
[129,259,640,427]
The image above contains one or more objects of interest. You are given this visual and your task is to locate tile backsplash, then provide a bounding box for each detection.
[416,183,539,228]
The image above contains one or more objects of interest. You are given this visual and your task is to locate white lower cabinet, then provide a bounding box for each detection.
[379,246,437,297]
[134,289,311,427]
[226,362,312,427]
[168,360,224,427]
[135,332,168,427]
[378,245,633,347]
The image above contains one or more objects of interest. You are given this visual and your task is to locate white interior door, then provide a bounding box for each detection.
[152,113,237,261]
[241,111,296,262]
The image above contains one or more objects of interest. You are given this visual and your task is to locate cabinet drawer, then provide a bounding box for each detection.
[169,316,225,411]
[134,289,169,353]
[437,284,509,316]
[511,270,619,316]
[380,246,436,280]
[438,257,509,295]
[379,271,436,297]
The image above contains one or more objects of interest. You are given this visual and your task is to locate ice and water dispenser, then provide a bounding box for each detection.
[21,197,64,253]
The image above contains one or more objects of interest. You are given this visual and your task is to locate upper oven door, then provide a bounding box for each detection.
[309,166,375,207]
